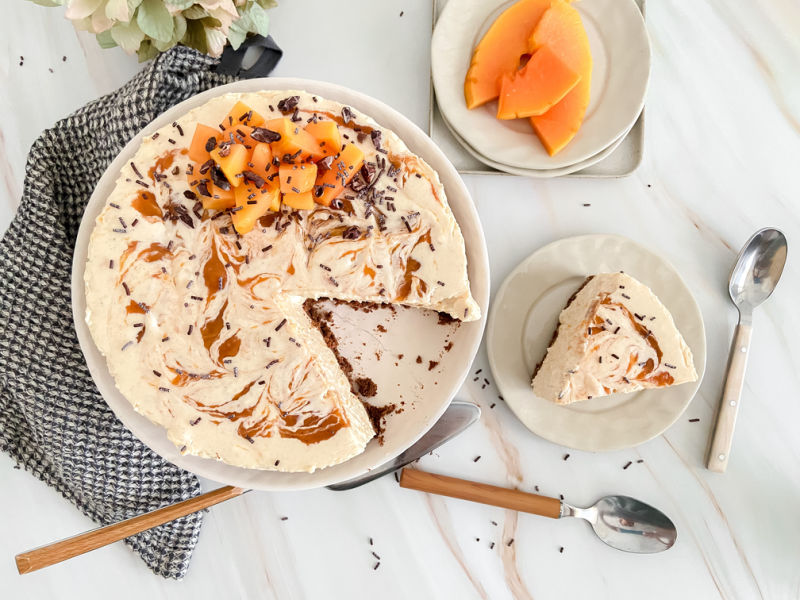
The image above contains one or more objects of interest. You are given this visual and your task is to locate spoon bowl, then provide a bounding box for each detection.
[729,228,787,313]
[565,495,677,553]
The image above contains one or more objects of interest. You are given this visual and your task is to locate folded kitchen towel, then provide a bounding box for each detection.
[0,42,279,579]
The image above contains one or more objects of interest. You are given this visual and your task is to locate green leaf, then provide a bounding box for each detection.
[163,0,196,9]
[182,5,207,19]
[64,0,104,20]
[26,0,65,7]
[96,30,118,48]
[110,19,145,52]
[104,0,130,21]
[246,2,269,36]
[227,22,247,50]
[182,19,209,54]
[137,39,161,62]
[137,0,174,42]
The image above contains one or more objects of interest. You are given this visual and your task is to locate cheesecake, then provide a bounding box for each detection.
[531,273,696,405]
[84,91,480,472]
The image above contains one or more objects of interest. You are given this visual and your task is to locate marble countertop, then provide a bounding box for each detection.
[2,0,799,598]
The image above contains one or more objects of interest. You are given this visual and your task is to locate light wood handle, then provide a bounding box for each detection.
[399,469,562,518]
[16,485,245,574]
[707,321,753,472]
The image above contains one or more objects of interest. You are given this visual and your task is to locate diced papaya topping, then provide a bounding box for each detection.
[210,144,248,187]
[279,163,318,195]
[250,143,279,187]
[303,120,341,157]
[265,118,327,162]
[282,191,315,211]
[222,101,265,130]
[231,185,281,234]
[201,183,235,211]
[189,123,222,164]
[313,144,365,206]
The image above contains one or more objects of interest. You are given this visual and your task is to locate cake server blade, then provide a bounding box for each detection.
[326,399,481,491]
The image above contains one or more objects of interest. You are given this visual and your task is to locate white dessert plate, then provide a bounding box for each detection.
[438,108,634,178]
[431,0,651,171]
[486,235,706,452]
[71,78,490,491]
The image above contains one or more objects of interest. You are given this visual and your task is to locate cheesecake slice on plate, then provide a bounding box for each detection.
[532,272,697,405]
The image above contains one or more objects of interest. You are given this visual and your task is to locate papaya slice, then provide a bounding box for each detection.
[223,101,265,129]
[528,0,592,155]
[313,144,365,207]
[210,143,248,187]
[304,120,341,157]
[189,123,222,164]
[282,191,315,211]
[496,44,580,119]
[279,163,318,195]
[232,184,280,234]
[463,0,554,109]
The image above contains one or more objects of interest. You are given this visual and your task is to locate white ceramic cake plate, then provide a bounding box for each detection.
[486,234,706,452]
[431,0,651,172]
[71,78,490,491]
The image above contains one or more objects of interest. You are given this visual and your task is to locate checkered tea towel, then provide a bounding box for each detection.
[0,42,280,579]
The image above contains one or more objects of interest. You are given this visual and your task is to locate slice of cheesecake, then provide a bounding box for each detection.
[532,273,697,405]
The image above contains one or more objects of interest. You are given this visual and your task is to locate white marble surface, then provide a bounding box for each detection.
[2,0,799,598]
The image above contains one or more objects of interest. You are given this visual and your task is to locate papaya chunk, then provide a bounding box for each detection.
[497,45,580,119]
[201,183,235,211]
[303,120,341,157]
[282,191,315,211]
[232,184,280,234]
[464,0,554,109]
[528,0,592,155]
[189,123,222,163]
[279,163,318,194]
[313,144,365,207]
[223,101,265,129]
[210,143,248,187]
[266,118,327,162]
[250,143,279,187]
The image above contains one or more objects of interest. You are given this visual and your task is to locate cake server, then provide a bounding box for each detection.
[706,227,787,472]
[399,469,677,553]
[15,400,480,574]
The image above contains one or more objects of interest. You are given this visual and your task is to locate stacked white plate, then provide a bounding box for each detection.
[431,0,651,177]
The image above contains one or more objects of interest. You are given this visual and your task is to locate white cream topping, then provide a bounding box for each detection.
[84,91,480,472]
[532,273,696,405]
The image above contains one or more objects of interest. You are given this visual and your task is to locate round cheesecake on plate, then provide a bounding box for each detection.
[84,90,480,474]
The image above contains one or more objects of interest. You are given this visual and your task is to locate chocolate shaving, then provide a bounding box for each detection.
[210,166,231,190]
[242,170,265,188]
[277,96,300,113]
[341,106,356,124]
[251,127,282,143]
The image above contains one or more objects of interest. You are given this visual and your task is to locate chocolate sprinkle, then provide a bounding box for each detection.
[275,319,287,331]
[689,418,700,423]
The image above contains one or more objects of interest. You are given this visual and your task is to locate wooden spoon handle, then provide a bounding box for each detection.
[15,485,245,575]
[707,321,753,472]
[399,469,562,519]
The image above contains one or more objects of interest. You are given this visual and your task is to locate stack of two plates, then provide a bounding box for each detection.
[431,0,651,177]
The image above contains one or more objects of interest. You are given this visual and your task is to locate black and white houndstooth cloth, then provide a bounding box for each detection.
[0,46,249,579]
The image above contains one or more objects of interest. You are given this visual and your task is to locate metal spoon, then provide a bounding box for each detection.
[707,227,787,472]
[400,469,677,553]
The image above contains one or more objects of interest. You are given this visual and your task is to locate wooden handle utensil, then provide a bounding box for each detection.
[15,485,245,575]
[399,468,562,518]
